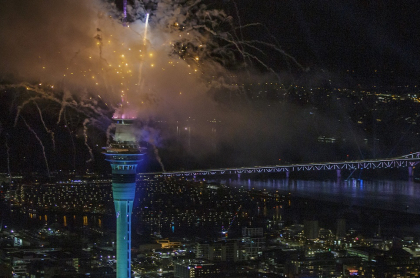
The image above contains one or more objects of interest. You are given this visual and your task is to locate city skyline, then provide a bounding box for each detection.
[3,172,420,277]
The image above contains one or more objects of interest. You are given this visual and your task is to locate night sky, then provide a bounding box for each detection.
[233,0,420,83]
[1,0,420,175]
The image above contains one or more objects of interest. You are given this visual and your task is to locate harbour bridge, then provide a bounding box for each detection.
[144,152,420,179]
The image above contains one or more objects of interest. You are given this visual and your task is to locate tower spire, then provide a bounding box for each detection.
[104,112,144,278]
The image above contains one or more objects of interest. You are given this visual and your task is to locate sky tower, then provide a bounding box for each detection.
[104,112,144,278]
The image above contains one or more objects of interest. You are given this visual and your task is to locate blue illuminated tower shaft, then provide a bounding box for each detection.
[104,118,144,278]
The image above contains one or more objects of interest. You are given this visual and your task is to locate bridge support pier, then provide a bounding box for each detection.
[336,169,341,179]
[286,171,290,178]
[408,166,413,179]
[237,174,241,179]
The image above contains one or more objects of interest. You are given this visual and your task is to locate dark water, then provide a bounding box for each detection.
[224,178,420,214]
[221,178,420,238]
[2,208,115,232]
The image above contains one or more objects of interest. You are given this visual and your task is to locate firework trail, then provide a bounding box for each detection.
[137,13,150,93]
[9,84,62,127]
[123,0,127,26]
[33,101,56,150]
[94,26,110,67]
[0,0,308,173]
[21,116,50,177]
[135,125,165,172]
[57,98,67,125]
[5,81,111,170]
[144,13,149,42]
[151,143,165,172]
[83,118,94,163]
[63,111,76,170]
[4,83,110,129]
[229,0,249,66]
[106,122,116,146]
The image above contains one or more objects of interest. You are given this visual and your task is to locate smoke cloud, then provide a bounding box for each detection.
[0,0,361,172]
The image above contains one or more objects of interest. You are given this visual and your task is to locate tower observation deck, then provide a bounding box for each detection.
[104,117,145,278]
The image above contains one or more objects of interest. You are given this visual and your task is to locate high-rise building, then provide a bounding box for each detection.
[104,116,144,278]
[336,218,346,240]
[242,227,265,260]
[196,240,242,262]
[304,220,319,240]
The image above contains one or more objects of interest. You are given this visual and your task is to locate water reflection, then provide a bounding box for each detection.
[13,211,113,231]
[226,179,420,214]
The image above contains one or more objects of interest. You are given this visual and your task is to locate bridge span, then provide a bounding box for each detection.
[144,152,420,179]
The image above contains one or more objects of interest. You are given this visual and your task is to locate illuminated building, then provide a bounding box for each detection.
[242,227,265,260]
[174,260,220,278]
[104,115,144,278]
[156,239,182,249]
[196,240,242,262]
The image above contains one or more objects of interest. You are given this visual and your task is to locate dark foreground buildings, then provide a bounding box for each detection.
[1,173,420,277]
